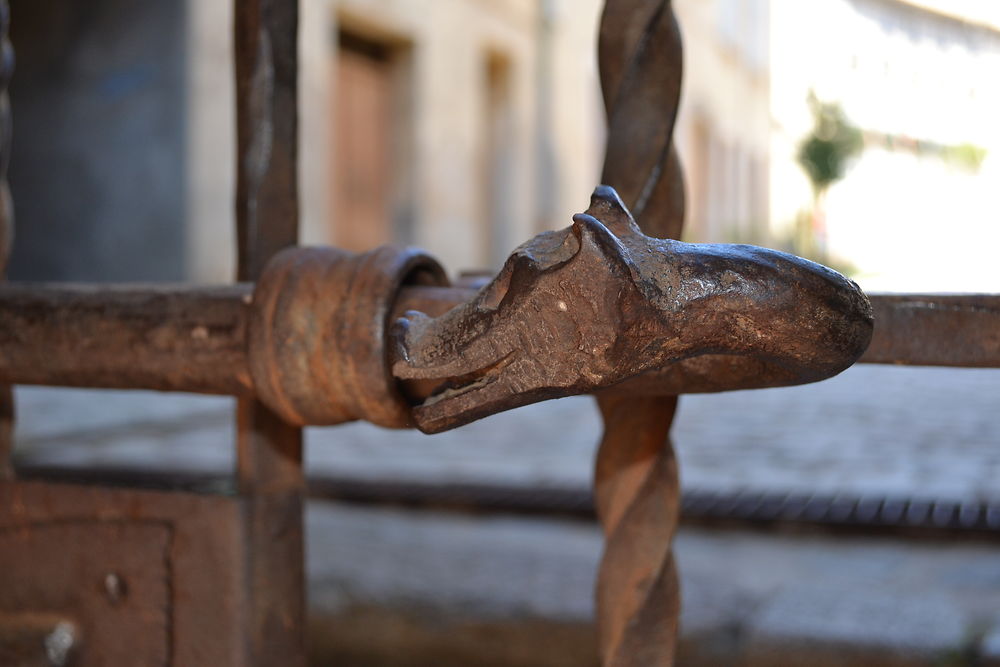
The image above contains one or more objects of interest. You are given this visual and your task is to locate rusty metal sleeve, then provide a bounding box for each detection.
[234,0,299,283]
[247,246,448,428]
[595,395,680,665]
[862,294,1000,367]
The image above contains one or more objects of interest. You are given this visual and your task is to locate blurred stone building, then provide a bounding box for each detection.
[9,0,997,291]
[7,0,607,282]
[189,0,775,278]
[8,0,773,285]
[673,0,772,245]
[770,0,1000,291]
[189,0,607,281]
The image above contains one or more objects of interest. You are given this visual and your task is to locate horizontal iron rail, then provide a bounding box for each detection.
[0,287,996,396]
[0,283,465,397]
[861,293,1000,367]
[14,464,1000,540]
[0,284,254,394]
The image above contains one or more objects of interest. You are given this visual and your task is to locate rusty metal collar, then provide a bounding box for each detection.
[249,245,448,428]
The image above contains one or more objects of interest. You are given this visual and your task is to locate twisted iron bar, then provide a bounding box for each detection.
[595,395,680,664]
[0,0,13,480]
[594,1,685,664]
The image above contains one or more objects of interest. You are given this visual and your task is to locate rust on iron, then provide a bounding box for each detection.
[593,3,688,662]
[594,395,680,665]
[601,1,734,663]
[860,293,1000,367]
[598,0,684,236]
[234,0,299,283]
[0,284,254,395]
[391,187,872,434]
[233,0,306,664]
[249,245,447,428]
[0,480,250,665]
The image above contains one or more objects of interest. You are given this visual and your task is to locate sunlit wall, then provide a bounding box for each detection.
[770,0,1000,292]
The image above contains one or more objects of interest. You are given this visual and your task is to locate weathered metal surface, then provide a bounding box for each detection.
[393,188,872,434]
[0,273,910,406]
[234,0,299,283]
[594,396,681,665]
[0,389,10,480]
[0,284,254,394]
[598,0,684,236]
[0,219,871,428]
[1,287,992,399]
[250,245,447,427]
[233,0,305,665]
[593,2,685,663]
[1,288,992,409]
[0,266,868,405]
[861,294,1000,367]
[0,480,248,666]
[235,402,305,667]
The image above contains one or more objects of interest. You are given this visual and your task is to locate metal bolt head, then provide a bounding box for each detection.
[103,572,127,605]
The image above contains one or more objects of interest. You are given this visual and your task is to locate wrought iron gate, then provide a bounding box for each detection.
[0,1,996,666]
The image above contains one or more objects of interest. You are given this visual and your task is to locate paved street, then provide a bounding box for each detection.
[304,502,1000,665]
[14,364,1000,502]
[10,364,1000,663]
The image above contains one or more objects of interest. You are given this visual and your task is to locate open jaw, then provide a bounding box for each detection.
[398,350,524,433]
[417,350,517,408]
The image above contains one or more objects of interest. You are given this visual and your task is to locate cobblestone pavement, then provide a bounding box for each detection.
[14,364,1000,502]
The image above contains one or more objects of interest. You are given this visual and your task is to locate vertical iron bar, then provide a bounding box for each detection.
[595,396,680,664]
[0,0,14,480]
[233,1,305,665]
[594,1,685,664]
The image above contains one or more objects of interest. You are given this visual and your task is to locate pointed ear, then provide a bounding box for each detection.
[570,213,641,283]
[583,185,642,239]
[390,310,431,363]
[486,251,544,310]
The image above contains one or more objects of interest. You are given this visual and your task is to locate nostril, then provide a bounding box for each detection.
[480,266,511,310]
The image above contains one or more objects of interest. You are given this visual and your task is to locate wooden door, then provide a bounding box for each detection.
[333,35,393,252]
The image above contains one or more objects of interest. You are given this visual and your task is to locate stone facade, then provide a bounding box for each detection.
[188,0,606,282]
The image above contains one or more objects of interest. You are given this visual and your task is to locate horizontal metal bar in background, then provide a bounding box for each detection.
[14,465,1000,541]
[860,293,1000,367]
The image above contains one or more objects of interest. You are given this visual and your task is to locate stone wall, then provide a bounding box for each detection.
[7,0,186,282]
